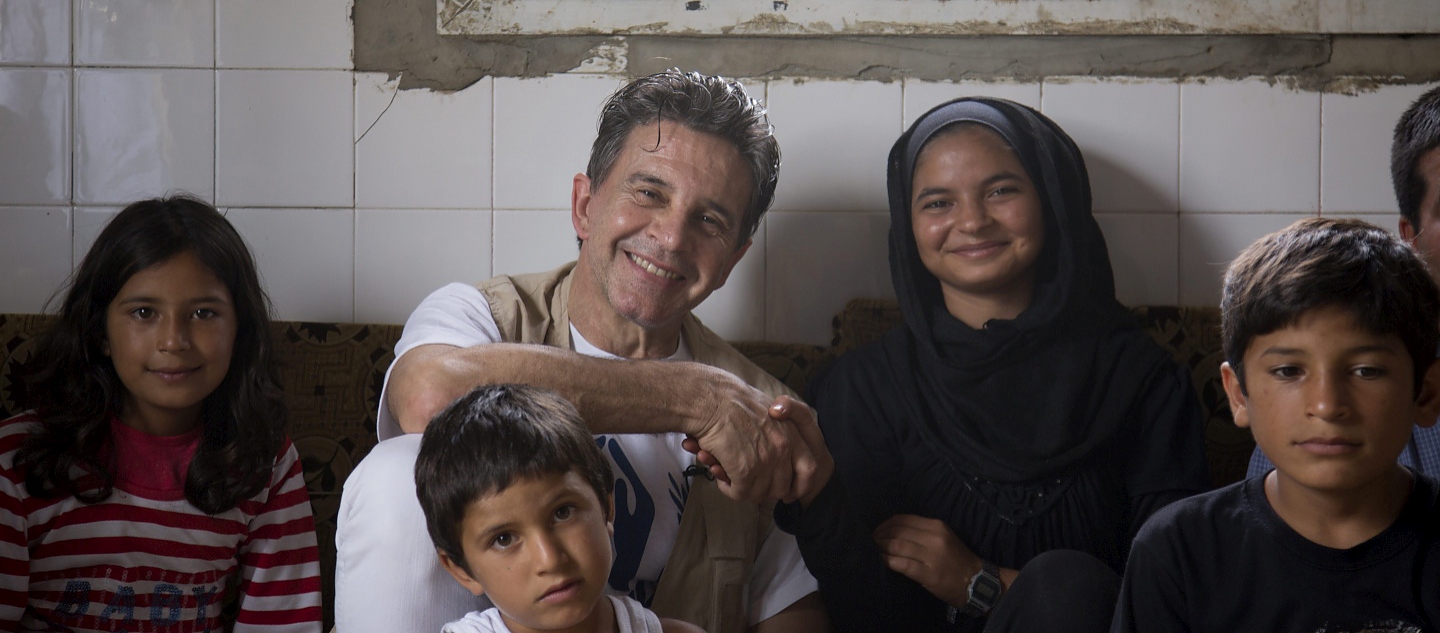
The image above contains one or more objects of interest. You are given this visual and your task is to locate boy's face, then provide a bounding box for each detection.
[438,470,615,633]
[1222,305,1440,497]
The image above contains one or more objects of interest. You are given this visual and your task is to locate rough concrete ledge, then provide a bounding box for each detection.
[357,0,1440,92]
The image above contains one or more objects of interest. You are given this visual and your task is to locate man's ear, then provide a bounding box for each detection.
[605,491,616,537]
[1415,362,1440,429]
[437,549,486,597]
[1220,362,1251,429]
[572,173,595,242]
[1401,217,1420,246]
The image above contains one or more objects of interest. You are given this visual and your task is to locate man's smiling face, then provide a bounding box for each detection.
[571,121,753,332]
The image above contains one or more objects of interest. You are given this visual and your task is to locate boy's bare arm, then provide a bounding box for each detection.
[386,342,804,504]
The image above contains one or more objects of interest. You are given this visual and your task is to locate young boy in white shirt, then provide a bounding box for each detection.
[415,384,705,633]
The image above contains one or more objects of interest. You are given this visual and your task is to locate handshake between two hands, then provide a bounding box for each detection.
[680,395,835,508]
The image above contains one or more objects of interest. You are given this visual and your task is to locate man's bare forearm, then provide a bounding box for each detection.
[388,342,729,435]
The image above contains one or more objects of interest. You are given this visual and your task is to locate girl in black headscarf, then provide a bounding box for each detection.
[775,97,1208,632]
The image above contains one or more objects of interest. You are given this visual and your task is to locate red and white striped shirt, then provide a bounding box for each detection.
[0,413,322,632]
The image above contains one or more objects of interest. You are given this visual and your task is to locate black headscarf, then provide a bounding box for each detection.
[882,97,1176,484]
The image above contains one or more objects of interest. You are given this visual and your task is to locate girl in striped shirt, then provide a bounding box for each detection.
[0,196,321,632]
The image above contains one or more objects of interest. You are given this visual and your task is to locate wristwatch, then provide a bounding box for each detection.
[947,560,1002,622]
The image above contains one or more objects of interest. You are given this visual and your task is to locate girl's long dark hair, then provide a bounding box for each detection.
[14,196,288,514]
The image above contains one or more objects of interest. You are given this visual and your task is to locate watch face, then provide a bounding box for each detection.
[961,565,1003,617]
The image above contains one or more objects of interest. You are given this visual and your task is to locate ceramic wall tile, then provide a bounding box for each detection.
[1178,212,1313,307]
[1321,83,1437,214]
[0,207,71,313]
[217,0,352,69]
[0,68,69,204]
[766,211,892,345]
[692,217,766,342]
[492,210,580,276]
[355,208,492,324]
[1179,80,1320,213]
[355,74,492,209]
[492,75,624,210]
[223,207,354,322]
[1044,78,1180,213]
[1,0,70,65]
[74,0,213,67]
[75,68,214,204]
[216,70,353,208]
[1094,212,1179,306]
[73,206,121,267]
[903,79,1041,130]
[768,79,901,213]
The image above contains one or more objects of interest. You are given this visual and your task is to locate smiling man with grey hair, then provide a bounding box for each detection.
[334,69,831,633]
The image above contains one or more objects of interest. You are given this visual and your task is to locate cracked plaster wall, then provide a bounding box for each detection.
[357,0,1440,91]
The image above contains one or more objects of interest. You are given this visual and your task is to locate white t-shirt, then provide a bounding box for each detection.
[442,595,661,633]
[378,282,817,624]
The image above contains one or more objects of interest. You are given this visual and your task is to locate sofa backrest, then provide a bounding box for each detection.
[0,304,1248,629]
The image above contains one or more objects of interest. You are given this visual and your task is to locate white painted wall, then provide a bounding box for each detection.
[0,0,1434,345]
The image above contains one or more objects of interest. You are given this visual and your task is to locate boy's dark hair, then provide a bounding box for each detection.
[1222,217,1440,395]
[415,384,614,574]
[586,68,779,243]
[1393,85,1440,228]
[16,195,286,514]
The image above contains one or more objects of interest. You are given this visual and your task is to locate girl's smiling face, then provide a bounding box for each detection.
[104,250,237,436]
[910,124,1046,326]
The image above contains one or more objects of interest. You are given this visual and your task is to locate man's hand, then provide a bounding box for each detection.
[873,515,983,608]
[679,366,794,503]
[683,393,832,506]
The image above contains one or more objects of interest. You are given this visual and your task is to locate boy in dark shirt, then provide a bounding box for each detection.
[1112,217,1440,633]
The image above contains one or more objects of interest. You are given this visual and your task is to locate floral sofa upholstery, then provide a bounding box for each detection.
[0,302,1247,629]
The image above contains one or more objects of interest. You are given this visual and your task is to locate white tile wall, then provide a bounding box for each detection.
[74,0,214,67]
[492,75,624,210]
[0,0,70,65]
[0,68,69,205]
[1044,78,1180,213]
[768,79,902,213]
[224,207,354,322]
[492,210,581,276]
[1178,212,1312,307]
[216,0,353,69]
[355,73,493,209]
[766,211,892,346]
[75,68,215,204]
[216,69,353,208]
[1322,83,1437,214]
[0,5,1425,339]
[0,207,71,312]
[355,208,492,324]
[1180,80,1321,213]
[1094,212,1179,306]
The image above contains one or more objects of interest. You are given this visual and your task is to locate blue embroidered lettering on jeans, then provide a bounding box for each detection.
[599,436,655,601]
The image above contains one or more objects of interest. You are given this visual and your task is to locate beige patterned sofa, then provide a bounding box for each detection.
[0,302,1248,629]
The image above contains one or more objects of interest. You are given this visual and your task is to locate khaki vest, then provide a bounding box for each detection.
[478,262,794,633]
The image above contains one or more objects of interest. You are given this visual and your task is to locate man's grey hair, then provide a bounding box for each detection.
[586,69,780,242]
